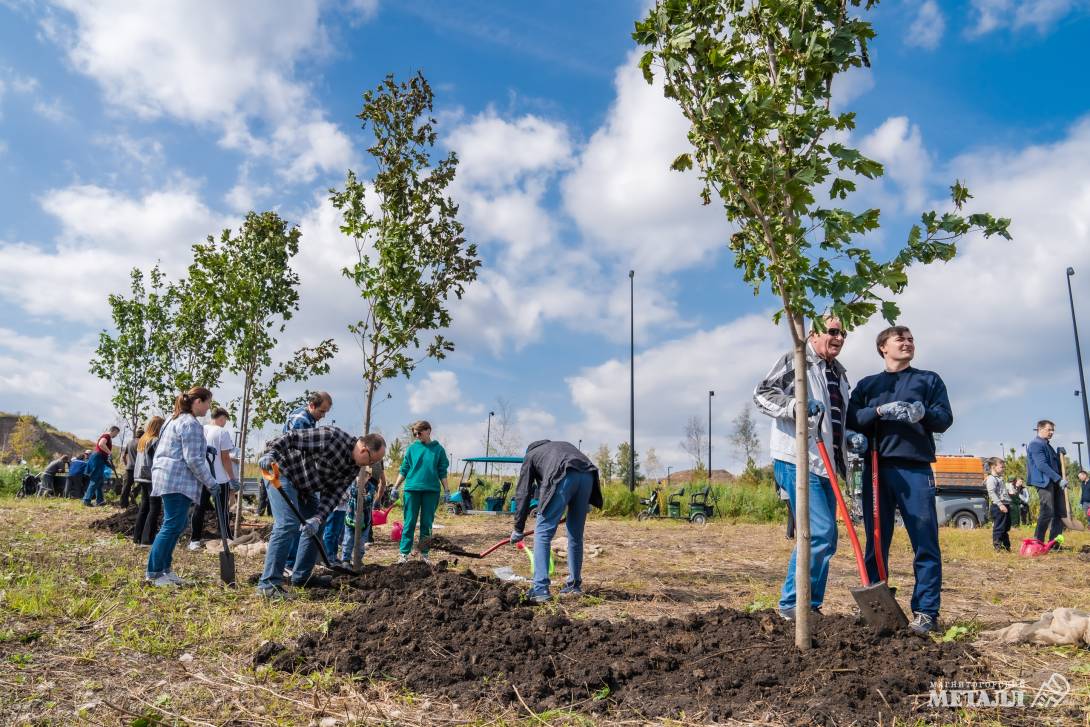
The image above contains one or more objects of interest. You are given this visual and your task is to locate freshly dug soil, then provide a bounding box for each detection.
[258,562,984,724]
[90,506,268,541]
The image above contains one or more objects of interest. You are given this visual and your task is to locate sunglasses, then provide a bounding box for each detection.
[825,328,848,339]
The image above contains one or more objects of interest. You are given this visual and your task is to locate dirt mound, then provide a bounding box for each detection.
[90,506,140,537]
[258,563,983,723]
[89,506,268,541]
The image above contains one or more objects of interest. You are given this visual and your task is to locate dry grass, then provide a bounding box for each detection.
[0,498,1088,725]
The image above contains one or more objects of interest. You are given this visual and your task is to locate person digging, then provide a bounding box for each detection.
[256,427,385,600]
[847,325,953,636]
[510,440,602,603]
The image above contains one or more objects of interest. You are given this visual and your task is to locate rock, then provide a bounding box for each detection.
[178,653,194,663]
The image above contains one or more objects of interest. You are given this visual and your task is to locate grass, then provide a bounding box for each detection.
[597,480,784,521]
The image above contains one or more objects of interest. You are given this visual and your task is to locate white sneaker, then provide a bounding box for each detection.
[186,540,203,551]
[151,574,178,588]
[161,571,188,586]
[420,554,432,565]
[397,554,408,564]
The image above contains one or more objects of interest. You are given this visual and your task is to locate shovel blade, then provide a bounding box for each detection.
[1062,517,1086,532]
[850,582,908,631]
[219,550,237,586]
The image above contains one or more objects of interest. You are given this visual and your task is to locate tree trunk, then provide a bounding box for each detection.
[352,363,379,570]
[234,377,252,539]
[789,313,812,651]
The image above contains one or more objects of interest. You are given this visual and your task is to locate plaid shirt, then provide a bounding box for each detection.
[283,405,317,433]
[151,414,217,503]
[265,426,359,523]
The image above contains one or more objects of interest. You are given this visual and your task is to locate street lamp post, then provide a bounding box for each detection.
[708,390,715,480]
[1066,268,1090,452]
[667,465,672,487]
[485,410,495,478]
[629,269,636,492]
[1074,440,1085,470]
[577,438,582,452]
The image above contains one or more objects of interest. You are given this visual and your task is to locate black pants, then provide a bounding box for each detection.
[784,501,795,539]
[1034,482,1067,542]
[990,504,1011,550]
[257,483,270,516]
[191,486,215,541]
[64,474,85,498]
[133,482,162,544]
[119,469,136,507]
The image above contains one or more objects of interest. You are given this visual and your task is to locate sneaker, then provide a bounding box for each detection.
[292,574,334,589]
[527,592,551,605]
[258,585,295,601]
[186,540,204,551]
[161,571,188,586]
[420,554,432,566]
[558,584,584,599]
[397,554,409,564]
[910,612,938,636]
[778,606,796,621]
[151,574,178,588]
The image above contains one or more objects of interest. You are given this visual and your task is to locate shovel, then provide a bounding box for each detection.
[812,415,908,631]
[1057,448,1086,532]
[212,486,237,586]
[260,463,357,577]
[425,519,565,559]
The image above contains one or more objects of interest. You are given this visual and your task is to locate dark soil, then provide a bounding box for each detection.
[418,534,485,558]
[257,562,985,724]
[90,506,268,541]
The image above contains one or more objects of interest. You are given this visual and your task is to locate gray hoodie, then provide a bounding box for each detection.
[513,440,602,532]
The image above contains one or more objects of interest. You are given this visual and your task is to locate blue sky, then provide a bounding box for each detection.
[2,0,1090,475]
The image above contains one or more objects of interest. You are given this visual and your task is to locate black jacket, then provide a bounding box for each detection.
[513,440,602,532]
[847,367,952,464]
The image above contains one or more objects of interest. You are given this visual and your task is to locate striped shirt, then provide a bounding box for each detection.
[151,414,218,503]
[824,360,847,477]
[264,426,360,524]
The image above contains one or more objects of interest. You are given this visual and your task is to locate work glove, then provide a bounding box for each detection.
[806,399,825,417]
[300,516,323,538]
[228,479,241,492]
[877,401,924,423]
[1060,478,1069,489]
[510,530,525,544]
[207,481,222,500]
[258,454,275,473]
[846,431,868,454]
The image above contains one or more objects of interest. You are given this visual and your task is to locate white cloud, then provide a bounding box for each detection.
[45,0,358,181]
[968,0,1085,35]
[562,53,727,274]
[407,370,483,416]
[906,0,946,49]
[831,66,875,111]
[516,407,556,433]
[32,97,69,123]
[859,116,932,212]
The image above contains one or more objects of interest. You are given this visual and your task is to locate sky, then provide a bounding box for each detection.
[2,0,1090,476]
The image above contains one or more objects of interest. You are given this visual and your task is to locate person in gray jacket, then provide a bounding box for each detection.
[984,457,1010,551]
[510,440,603,603]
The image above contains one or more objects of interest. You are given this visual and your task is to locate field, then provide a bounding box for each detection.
[1,497,1089,725]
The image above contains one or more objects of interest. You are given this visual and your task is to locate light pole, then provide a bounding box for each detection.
[1075,440,1085,470]
[666,465,672,486]
[708,390,715,480]
[577,438,582,452]
[629,269,636,492]
[1066,268,1090,451]
[485,410,495,478]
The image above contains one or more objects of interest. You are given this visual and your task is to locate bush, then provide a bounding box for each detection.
[596,479,785,523]
[0,465,29,497]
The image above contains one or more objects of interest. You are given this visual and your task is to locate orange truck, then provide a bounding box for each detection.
[931,455,990,529]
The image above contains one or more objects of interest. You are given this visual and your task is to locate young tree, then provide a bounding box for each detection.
[615,442,642,485]
[594,444,614,482]
[9,415,42,463]
[644,447,662,480]
[186,211,338,536]
[635,1,1010,649]
[730,404,762,473]
[90,266,172,432]
[680,415,707,469]
[332,72,480,567]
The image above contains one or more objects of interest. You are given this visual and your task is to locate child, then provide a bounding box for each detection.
[340,476,376,566]
[985,457,1010,551]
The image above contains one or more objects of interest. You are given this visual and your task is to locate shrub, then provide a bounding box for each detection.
[595,479,786,523]
[0,465,28,497]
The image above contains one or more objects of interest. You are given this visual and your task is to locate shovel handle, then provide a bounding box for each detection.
[478,518,567,558]
[261,463,340,572]
[813,434,871,587]
[871,429,887,582]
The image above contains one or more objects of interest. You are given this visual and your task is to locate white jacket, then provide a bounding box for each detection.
[753,342,850,479]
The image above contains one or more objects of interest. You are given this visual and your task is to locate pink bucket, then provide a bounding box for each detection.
[390,521,403,542]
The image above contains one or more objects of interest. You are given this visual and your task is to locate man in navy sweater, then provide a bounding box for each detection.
[1027,420,1067,543]
[847,325,952,635]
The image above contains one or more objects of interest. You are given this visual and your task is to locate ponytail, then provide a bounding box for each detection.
[173,386,213,416]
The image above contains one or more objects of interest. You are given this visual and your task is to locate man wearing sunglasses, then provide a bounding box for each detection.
[847,325,952,636]
[755,317,863,622]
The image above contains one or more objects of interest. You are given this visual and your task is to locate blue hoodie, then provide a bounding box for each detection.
[847,366,953,464]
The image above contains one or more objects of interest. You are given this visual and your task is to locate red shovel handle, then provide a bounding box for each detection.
[813,429,871,587]
[478,518,566,558]
[872,427,887,582]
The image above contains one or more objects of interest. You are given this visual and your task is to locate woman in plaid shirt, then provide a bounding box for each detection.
[147,386,220,587]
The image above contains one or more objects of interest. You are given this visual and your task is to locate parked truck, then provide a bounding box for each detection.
[932,455,989,529]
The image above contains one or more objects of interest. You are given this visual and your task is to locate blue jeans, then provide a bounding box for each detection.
[529,470,593,598]
[146,492,193,578]
[82,452,107,505]
[259,477,321,590]
[776,460,838,611]
[861,461,941,618]
[323,511,346,561]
